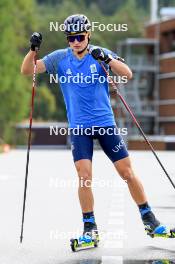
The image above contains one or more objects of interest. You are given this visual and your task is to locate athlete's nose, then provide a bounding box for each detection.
[74,39,80,44]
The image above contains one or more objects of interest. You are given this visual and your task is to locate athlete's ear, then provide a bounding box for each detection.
[88,32,91,42]
[66,36,71,47]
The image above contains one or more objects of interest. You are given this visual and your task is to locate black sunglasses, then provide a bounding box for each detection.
[67,34,86,43]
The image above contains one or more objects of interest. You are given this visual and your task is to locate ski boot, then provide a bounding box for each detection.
[142,211,170,238]
[70,220,99,252]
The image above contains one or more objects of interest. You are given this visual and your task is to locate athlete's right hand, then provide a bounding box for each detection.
[30,32,42,51]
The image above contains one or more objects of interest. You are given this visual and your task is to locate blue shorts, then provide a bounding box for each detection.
[70,126,129,163]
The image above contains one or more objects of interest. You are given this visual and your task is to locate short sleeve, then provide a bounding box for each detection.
[42,49,68,74]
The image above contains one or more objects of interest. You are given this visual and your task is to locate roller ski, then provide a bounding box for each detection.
[142,211,175,238]
[70,216,99,252]
[152,260,175,264]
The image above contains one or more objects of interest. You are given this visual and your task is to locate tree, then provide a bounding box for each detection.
[0,0,150,145]
[0,0,36,142]
[33,85,57,120]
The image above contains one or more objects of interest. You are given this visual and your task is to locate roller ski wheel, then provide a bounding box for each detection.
[70,238,78,252]
[70,221,99,252]
[170,228,175,238]
[70,232,99,252]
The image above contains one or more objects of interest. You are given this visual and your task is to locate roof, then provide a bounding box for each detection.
[16,122,68,129]
[118,38,158,46]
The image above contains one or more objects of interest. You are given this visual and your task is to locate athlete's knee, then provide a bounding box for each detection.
[77,168,92,188]
[119,166,135,183]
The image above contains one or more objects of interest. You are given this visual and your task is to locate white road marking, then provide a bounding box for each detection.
[103,184,125,251]
[104,229,126,240]
[108,218,124,225]
[112,194,124,198]
[102,256,123,263]
[109,212,124,217]
[110,204,124,210]
[110,199,125,204]
[103,240,124,249]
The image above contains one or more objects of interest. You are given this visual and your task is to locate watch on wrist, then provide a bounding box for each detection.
[117,56,125,63]
[104,53,113,64]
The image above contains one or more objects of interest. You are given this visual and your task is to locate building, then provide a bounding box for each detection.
[113,16,175,150]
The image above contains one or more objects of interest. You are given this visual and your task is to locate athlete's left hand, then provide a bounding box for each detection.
[90,48,112,64]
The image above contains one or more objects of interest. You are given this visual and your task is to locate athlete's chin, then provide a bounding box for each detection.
[73,46,83,52]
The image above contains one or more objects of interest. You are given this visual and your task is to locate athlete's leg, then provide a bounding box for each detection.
[114,156,147,205]
[114,158,166,233]
[75,159,98,239]
[97,127,147,204]
[98,127,166,234]
[71,132,98,239]
[75,159,94,213]
[70,132,94,213]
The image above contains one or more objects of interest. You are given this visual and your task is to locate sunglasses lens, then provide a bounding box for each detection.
[77,35,85,42]
[68,36,75,42]
[67,35,85,42]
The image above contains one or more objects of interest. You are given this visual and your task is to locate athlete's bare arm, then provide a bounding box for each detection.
[21,50,46,75]
[90,47,133,80]
[109,58,133,80]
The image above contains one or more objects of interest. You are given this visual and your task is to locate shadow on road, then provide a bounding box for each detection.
[154,206,175,210]
[124,260,175,263]
[59,259,175,264]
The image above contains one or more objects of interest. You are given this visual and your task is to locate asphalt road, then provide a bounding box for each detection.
[0,149,175,264]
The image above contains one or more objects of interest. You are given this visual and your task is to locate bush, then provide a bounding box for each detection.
[33,85,57,120]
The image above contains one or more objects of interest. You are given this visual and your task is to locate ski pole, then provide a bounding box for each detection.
[20,51,38,243]
[100,61,175,191]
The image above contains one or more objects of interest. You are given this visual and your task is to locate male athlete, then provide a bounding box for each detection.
[21,14,168,244]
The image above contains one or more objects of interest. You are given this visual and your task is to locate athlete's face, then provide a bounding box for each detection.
[67,32,89,53]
